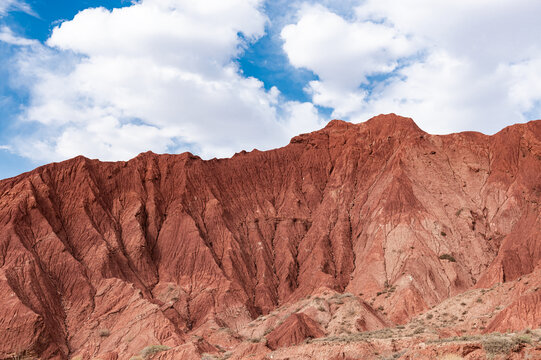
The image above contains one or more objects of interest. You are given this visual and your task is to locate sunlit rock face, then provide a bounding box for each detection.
[1,114,541,359]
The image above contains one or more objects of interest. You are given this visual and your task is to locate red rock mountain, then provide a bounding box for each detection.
[1,114,541,359]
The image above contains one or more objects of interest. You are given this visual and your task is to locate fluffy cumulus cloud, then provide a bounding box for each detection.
[282,0,541,134]
[4,0,541,165]
[6,0,323,162]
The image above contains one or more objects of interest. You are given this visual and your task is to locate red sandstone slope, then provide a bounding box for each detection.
[266,313,324,350]
[1,114,541,359]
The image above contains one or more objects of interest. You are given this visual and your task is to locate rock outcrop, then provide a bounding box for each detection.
[1,114,541,359]
[266,313,324,350]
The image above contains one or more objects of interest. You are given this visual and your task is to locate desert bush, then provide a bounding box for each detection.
[481,335,529,357]
[439,254,456,262]
[514,333,532,344]
[140,345,170,359]
[201,354,218,360]
[98,328,111,337]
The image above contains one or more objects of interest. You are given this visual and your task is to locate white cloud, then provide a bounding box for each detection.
[282,5,417,88]
[282,1,541,134]
[10,0,541,166]
[0,26,38,46]
[9,0,323,162]
[0,0,35,17]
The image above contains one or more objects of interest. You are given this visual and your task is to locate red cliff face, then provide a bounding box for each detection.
[1,114,541,359]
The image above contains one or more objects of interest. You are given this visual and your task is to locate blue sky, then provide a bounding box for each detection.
[1,0,541,179]
[0,0,131,178]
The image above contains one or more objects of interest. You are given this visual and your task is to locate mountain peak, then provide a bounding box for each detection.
[364,113,423,133]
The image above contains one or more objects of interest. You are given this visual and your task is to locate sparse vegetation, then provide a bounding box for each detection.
[482,336,515,357]
[312,328,396,343]
[377,282,397,299]
[330,292,354,304]
[201,354,219,360]
[514,333,532,345]
[382,350,406,359]
[439,254,456,262]
[98,328,111,337]
[140,345,170,359]
[428,332,536,359]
